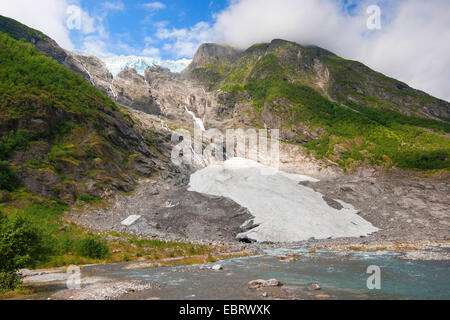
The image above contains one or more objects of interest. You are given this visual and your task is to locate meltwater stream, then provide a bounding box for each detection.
[81,248,450,300]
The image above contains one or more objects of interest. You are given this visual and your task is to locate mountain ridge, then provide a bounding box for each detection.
[184,39,449,120]
[182,39,449,171]
[1,15,449,174]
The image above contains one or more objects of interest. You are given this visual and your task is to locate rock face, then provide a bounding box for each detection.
[184,39,450,120]
[182,43,242,75]
[0,21,172,204]
[113,68,161,115]
[302,175,450,242]
[70,54,115,96]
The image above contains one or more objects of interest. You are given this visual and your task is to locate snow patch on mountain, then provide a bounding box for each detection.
[189,158,379,242]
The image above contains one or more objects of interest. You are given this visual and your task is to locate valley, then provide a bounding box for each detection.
[0,15,449,300]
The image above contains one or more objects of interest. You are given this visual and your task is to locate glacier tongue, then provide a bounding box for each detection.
[188,158,379,242]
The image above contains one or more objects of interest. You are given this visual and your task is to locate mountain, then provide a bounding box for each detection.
[183,39,450,171]
[1,14,448,176]
[0,27,169,203]
[185,39,449,119]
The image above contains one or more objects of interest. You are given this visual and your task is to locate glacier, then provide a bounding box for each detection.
[75,51,191,77]
[189,158,379,242]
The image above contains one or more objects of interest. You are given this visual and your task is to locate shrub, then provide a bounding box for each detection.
[0,130,35,161]
[0,161,19,191]
[0,213,47,292]
[76,238,109,259]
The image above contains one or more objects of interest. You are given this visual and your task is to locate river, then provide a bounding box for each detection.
[78,247,449,300]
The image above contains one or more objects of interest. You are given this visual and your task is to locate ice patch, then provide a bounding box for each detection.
[188,158,379,242]
[121,215,142,226]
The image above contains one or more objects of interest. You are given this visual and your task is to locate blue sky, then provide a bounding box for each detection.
[68,0,371,59]
[69,0,231,59]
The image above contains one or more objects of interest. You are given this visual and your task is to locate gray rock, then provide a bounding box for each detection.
[211,264,223,271]
[248,279,282,289]
[307,283,321,291]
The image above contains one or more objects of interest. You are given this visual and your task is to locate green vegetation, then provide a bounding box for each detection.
[0,193,215,293]
[0,130,36,161]
[0,31,148,201]
[0,33,118,121]
[0,15,50,44]
[75,238,109,259]
[0,212,47,292]
[0,130,37,192]
[0,161,19,191]
[242,78,449,170]
[77,194,102,204]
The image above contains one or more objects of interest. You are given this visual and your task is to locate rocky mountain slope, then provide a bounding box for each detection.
[185,39,449,120]
[69,38,449,174]
[47,38,449,174]
[2,14,449,194]
[182,40,450,171]
[0,28,170,204]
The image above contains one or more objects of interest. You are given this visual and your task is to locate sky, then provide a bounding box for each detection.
[0,0,449,101]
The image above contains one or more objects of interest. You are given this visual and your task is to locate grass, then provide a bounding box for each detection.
[0,285,35,300]
[0,33,119,121]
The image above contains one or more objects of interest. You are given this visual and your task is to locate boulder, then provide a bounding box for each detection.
[211,264,223,271]
[307,283,321,291]
[248,279,282,289]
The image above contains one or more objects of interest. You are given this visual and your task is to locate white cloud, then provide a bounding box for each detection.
[0,0,74,49]
[142,2,166,11]
[103,1,125,11]
[1,0,447,99]
[79,8,96,34]
[208,0,450,101]
[156,21,214,58]
[141,46,160,57]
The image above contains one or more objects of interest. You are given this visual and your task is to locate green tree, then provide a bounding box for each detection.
[0,213,47,291]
